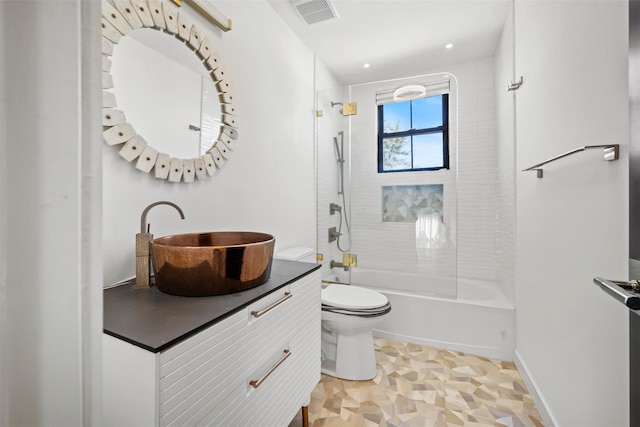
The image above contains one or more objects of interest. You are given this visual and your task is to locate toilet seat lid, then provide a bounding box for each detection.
[321,285,388,310]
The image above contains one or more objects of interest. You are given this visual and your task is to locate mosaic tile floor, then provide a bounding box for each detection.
[290,338,544,427]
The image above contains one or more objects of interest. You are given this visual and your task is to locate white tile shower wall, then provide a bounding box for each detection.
[494,5,516,305]
[456,59,498,282]
[335,58,498,293]
[347,79,457,294]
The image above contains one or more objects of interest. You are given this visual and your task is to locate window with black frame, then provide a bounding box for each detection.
[377,93,449,173]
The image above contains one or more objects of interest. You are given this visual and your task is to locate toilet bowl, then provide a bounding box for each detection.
[273,247,391,381]
[320,284,391,381]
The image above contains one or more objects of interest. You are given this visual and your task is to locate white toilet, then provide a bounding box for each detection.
[274,246,318,264]
[320,284,391,380]
[274,247,391,381]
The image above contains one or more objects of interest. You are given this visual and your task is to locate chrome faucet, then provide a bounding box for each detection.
[329,253,357,272]
[330,259,349,271]
[135,201,185,289]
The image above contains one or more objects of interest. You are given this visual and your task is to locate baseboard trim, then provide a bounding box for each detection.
[514,349,557,427]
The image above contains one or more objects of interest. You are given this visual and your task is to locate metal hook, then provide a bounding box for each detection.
[507,76,524,91]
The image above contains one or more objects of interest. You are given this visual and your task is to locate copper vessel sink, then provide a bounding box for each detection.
[150,231,275,297]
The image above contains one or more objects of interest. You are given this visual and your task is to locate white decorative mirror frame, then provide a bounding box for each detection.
[101,0,238,183]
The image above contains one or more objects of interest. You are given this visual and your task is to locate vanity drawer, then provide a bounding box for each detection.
[159,309,244,385]
[245,271,320,333]
[158,270,320,426]
[242,272,319,367]
[158,310,248,425]
[199,308,321,427]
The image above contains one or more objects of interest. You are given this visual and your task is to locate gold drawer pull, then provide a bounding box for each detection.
[249,349,291,389]
[250,292,292,318]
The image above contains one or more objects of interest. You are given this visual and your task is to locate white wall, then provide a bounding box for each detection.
[103,1,317,285]
[515,1,629,425]
[0,0,103,425]
[315,56,343,93]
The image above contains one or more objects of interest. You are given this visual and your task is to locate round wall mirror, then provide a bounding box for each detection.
[101,0,238,182]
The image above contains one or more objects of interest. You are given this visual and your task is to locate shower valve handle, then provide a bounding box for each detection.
[328,227,341,242]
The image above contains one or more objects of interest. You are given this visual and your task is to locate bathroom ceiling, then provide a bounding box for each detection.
[267,0,512,85]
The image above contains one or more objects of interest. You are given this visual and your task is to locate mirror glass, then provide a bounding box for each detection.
[110,28,221,158]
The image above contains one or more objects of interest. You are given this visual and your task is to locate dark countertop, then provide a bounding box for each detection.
[104,259,320,353]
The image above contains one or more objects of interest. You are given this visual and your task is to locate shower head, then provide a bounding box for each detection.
[333,131,344,162]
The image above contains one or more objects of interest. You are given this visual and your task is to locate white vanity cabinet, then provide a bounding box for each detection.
[103,265,321,427]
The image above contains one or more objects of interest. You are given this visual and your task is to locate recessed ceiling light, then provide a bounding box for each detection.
[363,63,370,68]
[445,43,453,49]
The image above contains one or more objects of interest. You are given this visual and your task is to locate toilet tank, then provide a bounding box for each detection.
[274,246,316,263]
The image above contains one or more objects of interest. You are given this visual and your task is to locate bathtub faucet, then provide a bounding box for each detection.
[329,253,357,272]
[330,260,349,271]
[330,260,350,271]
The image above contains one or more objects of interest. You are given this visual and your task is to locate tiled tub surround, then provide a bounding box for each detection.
[290,338,543,427]
[103,260,321,426]
[318,58,501,294]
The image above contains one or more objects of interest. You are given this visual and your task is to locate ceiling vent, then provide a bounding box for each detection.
[292,0,338,25]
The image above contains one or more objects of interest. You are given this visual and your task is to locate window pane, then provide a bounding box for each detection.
[382,136,411,170]
[383,102,411,133]
[412,96,443,130]
[413,133,444,169]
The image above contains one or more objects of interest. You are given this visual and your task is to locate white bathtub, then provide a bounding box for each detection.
[327,271,515,361]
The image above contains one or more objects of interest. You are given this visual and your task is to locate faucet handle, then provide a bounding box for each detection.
[134,232,152,289]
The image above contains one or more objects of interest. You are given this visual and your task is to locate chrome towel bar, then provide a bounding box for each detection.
[593,277,640,310]
[523,144,619,178]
